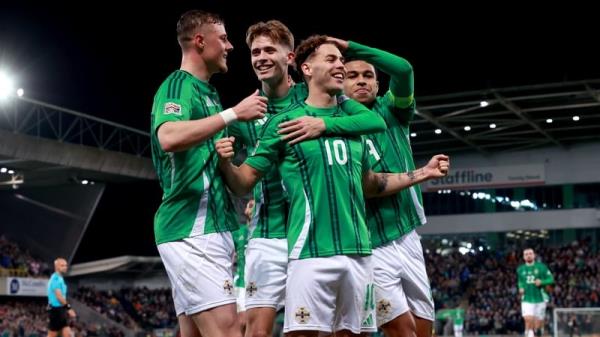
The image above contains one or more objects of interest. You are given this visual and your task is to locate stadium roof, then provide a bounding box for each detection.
[411,79,600,157]
[68,255,163,277]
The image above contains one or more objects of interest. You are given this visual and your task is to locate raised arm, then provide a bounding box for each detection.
[363,154,449,198]
[329,37,415,122]
[338,39,413,102]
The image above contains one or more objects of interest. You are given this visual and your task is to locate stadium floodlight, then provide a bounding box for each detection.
[0,71,15,100]
[464,125,471,131]
[546,118,553,124]
[17,88,24,97]
[480,100,489,107]
[0,167,6,173]
[489,123,497,129]
[572,115,580,121]
[434,129,442,134]
[410,132,417,137]
[7,170,14,175]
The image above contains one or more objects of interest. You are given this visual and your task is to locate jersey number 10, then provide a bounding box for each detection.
[324,139,348,166]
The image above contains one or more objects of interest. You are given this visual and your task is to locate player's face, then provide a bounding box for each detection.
[344,60,379,104]
[250,35,294,84]
[523,249,535,263]
[56,259,68,273]
[200,23,233,74]
[305,43,345,95]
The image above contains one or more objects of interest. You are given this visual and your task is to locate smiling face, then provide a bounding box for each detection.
[199,23,233,74]
[344,60,379,105]
[301,43,346,95]
[250,35,294,85]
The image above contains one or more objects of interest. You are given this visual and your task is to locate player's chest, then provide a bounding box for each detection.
[191,95,222,119]
[292,136,364,168]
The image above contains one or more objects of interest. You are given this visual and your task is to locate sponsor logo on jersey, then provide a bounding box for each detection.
[205,96,217,107]
[255,115,268,126]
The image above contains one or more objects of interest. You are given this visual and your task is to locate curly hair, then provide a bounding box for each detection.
[294,35,333,73]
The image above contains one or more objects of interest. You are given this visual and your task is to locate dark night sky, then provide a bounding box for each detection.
[1,2,598,262]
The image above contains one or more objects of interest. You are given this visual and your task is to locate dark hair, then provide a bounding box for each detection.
[294,34,330,72]
[344,57,381,80]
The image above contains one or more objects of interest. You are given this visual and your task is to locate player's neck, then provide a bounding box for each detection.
[526,261,534,266]
[305,82,336,108]
[180,54,211,82]
[305,91,336,108]
[261,76,291,99]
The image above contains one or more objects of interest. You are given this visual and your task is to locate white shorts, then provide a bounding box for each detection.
[244,238,288,310]
[454,323,464,337]
[372,230,434,326]
[157,232,236,316]
[235,287,246,313]
[283,255,376,334]
[522,302,546,319]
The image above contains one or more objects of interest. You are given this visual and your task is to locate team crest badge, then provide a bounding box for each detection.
[377,299,392,317]
[246,282,258,297]
[164,102,182,115]
[223,280,233,295]
[295,307,311,324]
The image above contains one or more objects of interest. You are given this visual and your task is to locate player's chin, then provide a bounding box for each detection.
[218,61,229,73]
[350,94,371,105]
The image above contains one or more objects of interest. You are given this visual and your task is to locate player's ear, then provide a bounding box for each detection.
[301,62,311,77]
[194,33,205,50]
[286,51,295,66]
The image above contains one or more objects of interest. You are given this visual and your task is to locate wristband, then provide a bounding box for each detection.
[219,108,238,125]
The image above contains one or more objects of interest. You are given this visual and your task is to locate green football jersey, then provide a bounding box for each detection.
[517,261,554,303]
[228,84,307,239]
[345,41,426,247]
[437,308,465,325]
[246,101,373,259]
[151,70,238,244]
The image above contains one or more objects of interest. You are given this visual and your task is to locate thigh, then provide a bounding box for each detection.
[372,243,410,326]
[335,255,376,335]
[397,231,434,321]
[284,257,341,334]
[245,238,288,310]
[158,232,236,316]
